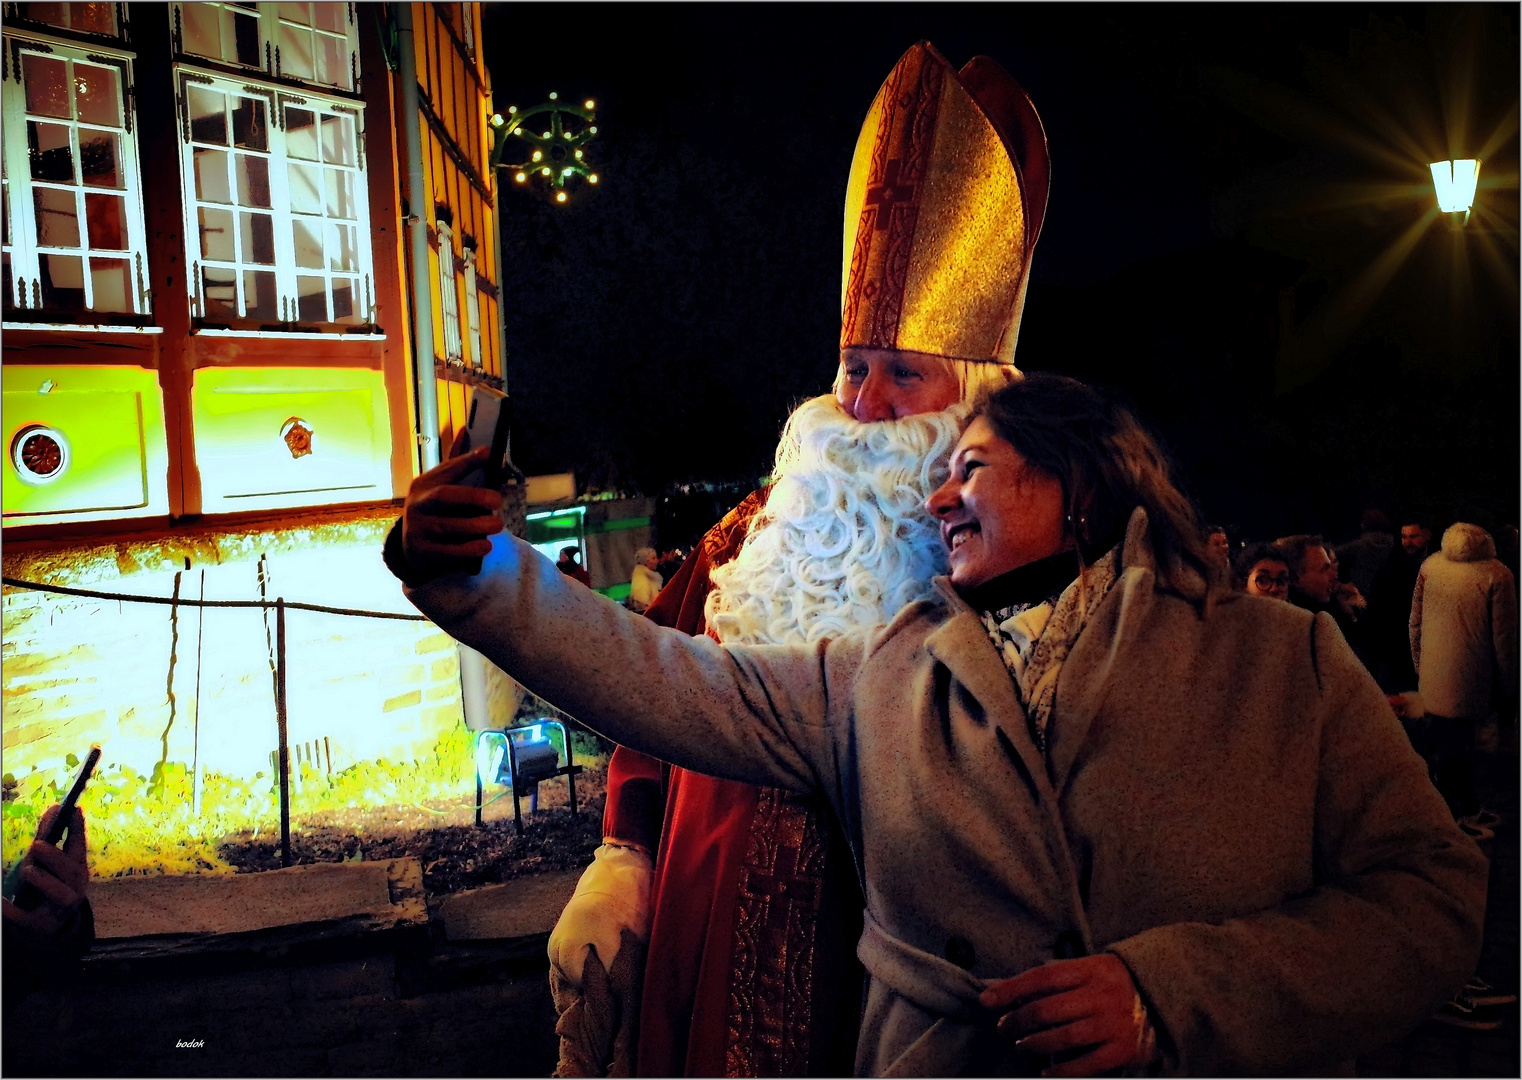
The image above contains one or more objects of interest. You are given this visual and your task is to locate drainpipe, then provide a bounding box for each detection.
[397,4,492,747]
[395,2,439,471]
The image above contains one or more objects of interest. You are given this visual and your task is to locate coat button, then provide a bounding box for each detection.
[944,935,976,970]
[1053,930,1086,959]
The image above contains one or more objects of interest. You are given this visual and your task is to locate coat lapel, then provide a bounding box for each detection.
[923,580,1054,806]
[1047,509,1159,798]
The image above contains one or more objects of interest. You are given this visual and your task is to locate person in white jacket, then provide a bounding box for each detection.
[626,548,663,614]
[1409,521,1519,818]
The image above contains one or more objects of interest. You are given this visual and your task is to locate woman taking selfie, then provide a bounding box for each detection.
[394,374,1484,1077]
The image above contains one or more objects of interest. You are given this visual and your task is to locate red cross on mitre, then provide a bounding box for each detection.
[866,159,917,228]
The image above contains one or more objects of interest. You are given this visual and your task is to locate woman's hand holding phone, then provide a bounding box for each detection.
[400,445,506,581]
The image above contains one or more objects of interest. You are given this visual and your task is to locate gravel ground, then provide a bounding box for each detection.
[217,765,606,896]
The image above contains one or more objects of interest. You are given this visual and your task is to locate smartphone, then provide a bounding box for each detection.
[1,745,100,907]
[461,385,514,490]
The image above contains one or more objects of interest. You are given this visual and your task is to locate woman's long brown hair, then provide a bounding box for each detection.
[976,373,1219,602]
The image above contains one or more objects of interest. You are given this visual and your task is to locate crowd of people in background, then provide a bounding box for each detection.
[1216,508,1519,1032]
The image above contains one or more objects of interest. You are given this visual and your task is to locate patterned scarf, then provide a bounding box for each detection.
[979,547,1119,754]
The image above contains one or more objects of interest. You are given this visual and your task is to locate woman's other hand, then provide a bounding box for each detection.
[1,805,89,938]
[401,445,505,579]
[979,953,1159,1076]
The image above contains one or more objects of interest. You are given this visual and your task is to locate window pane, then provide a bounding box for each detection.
[28,122,74,182]
[323,169,353,218]
[236,154,271,207]
[74,65,122,128]
[17,3,71,29]
[315,3,346,33]
[329,222,357,271]
[285,108,318,159]
[34,188,81,247]
[89,256,132,312]
[287,163,322,214]
[232,96,268,152]
[332,275,357,322]
[23,55,71,118]
[71,2,118,35]
[198,206,235,262]
[84,192,128,249]
[320,113,354,166]
[79,131,121,188]
[182,3,225,60]
[317,33,346,88]
[40,253,85,311]
[243,269,278,320]
[188,87,228,145]
[194,148,232,203]
[280,24,315,81]
[292,218,323,267]
[202,266,237,319]
[240,212,275,264]
[296,275,327,321]
[279,3,313,26]
[233,11,261,64]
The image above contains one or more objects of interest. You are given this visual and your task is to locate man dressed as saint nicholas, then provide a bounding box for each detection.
[541,41,1053,1078]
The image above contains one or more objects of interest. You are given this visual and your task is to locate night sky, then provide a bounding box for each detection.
[482,3,1518,548]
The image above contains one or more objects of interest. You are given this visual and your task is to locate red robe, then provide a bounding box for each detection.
[603,490,865,1077]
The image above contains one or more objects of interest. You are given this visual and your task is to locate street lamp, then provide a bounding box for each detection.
[1429,159,1480,220]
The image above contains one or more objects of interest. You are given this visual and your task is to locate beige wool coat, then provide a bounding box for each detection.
[1410,522,1519,720]
[404,510,1485,1077]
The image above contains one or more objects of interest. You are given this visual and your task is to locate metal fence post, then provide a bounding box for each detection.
[276,597,291,868]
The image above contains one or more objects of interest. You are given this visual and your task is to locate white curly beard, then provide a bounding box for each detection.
[704,395,969,647]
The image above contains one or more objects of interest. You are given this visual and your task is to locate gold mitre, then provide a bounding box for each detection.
[841,42,1050,364]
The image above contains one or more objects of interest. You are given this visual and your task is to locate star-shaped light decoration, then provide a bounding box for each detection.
[490,93,600,205]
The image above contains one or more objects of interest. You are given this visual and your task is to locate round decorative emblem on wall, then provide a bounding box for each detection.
[11,425,70,485]
[281,418,314,459]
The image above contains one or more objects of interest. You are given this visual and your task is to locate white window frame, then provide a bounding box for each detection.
[2,29,149,317]
[171,2,358,94]
[459,4,475,61]
[174,65,374,327]
[437,220,463,363]
[4,3,126,39]
[463,245,482,369]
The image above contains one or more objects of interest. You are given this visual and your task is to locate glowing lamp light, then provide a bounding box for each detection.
[1430,159,1480,214]
[490,112,504,128]
[574,149,583,159]
[549,92,558,100]
[515,172,526,182]
[541,167,551,176]
[507,105,517,114]
[542,130,552,138]
[556,192,567,203]
[532,150,542,161]
[588,174,598,184]
[589,126,597,134]
[584,100,595,109]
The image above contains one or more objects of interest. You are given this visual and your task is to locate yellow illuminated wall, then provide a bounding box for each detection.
[192,366,394,514]
[412,2,503,384]
[2,364,171,524]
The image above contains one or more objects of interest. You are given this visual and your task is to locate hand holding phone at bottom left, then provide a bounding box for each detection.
[2,804,90,938]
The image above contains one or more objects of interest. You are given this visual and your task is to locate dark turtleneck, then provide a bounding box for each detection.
[960,548,1081,616]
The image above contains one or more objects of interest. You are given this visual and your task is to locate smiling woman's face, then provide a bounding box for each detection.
[925,416,1070,589]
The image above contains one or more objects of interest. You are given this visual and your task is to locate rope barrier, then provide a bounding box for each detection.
[1,576,428,622]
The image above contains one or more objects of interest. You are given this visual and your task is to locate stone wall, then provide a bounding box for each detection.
[2,508,464,796]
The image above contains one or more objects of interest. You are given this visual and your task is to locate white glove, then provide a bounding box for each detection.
[549,842,653,988]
